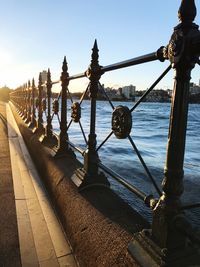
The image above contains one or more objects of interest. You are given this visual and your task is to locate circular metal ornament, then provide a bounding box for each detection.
[167,31,184,66]
[112,105,132,139]
[52,99,59,114]
[71,102,81,122]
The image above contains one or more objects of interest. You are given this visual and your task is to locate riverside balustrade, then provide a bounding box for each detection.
[10,0,200,265]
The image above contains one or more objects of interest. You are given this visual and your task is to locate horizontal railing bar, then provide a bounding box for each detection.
[68,72,86,81]
[36,49,165,88]
[181,202,200,210]
[98,162,147,201]
[101,51,160,73]
[41,80,60,87]
[53,132,85,155]
[66,140,85,155]
[38,50,164,87]
[52,80,60,85]
[41,72,86,87]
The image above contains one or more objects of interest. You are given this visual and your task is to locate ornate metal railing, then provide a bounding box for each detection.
[10,0,200,265]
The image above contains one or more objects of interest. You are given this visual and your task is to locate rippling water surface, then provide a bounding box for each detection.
[51,100,200,226]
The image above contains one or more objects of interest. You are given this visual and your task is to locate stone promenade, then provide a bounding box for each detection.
[0,101,78,267]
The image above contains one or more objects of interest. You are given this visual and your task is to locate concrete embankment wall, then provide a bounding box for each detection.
[10,103,149,267]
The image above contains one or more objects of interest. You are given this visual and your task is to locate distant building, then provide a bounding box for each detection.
[41,70,47,84]
[190,82,200,95]
[166,89,173,97]
[118,87,122,96]
[120,85,136,100]
[136,89,171,102]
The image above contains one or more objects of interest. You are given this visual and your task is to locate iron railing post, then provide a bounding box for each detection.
[29,78,37,129]
[129,0,200,265]
[76,40,109,188]
[40,68,56,143]
[55,57,74,156]
[23,83,28,120]
[19,86,24,115]
[152,0,200,248]
[22,85,26,115]
[46,68,52,137]
[25,80,31,124]
[36,72,44,133]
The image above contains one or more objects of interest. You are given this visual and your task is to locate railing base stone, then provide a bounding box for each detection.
[73,168,110,190]
[54,147,76,159]
[22,114,27,121]
[128,229,200,267]
[39,133,57,145]
[32,126,45,135]
[28,120,37,129]
[19,111,24,117]
[24,116,31,124]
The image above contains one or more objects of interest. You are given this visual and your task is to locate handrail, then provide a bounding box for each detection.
[98,162,147,201]
[98,162,157,209]
[101,47,165,73]
[40,47,165,86]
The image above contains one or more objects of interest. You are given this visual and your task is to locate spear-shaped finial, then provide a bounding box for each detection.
[47,68,51,84]
[178,0,197,23]
[62,56,68,72]
[91,39,99,67]
[32,78,35,87]
[28,80,31,88]
[61,56,69,85]
[38,72,42,85]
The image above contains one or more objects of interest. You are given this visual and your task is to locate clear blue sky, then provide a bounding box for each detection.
[0,0,200,91]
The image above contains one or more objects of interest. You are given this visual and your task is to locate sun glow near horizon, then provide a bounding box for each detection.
[1,0,200,91]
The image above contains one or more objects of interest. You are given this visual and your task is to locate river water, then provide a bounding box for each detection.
[50,100,200,226]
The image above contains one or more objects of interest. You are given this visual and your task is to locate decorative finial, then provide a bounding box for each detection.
[28,80,31,87]
[91,39,99,66]
[61,57,69,84]
[32,78,35,87]
[178,0,197,23]
[62,56,68,72]
[38,72,42,85]
[47,68,51,80]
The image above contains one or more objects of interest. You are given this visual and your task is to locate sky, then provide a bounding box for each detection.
[0,0,200,92]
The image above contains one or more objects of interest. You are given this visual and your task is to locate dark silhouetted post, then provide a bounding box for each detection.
[25,80,31,123]
[22,85,26,115]
[40,68,56,143]
[129,0,200,265]
[55,57,74,156]
[29,78,37,129]
[19,86,24,115]
[153,0,199,249]
[23,83,28,120]
[76,40,109,187]
[46,69,52,137]
[36,72,44,133]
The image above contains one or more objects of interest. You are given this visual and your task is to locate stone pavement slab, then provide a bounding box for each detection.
[0,101,21,267]
[0,100,78,267]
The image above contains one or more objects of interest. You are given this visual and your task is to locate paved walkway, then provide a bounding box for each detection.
[0,102,78,267]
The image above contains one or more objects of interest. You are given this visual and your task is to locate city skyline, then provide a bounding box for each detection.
[1,0,200,92]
